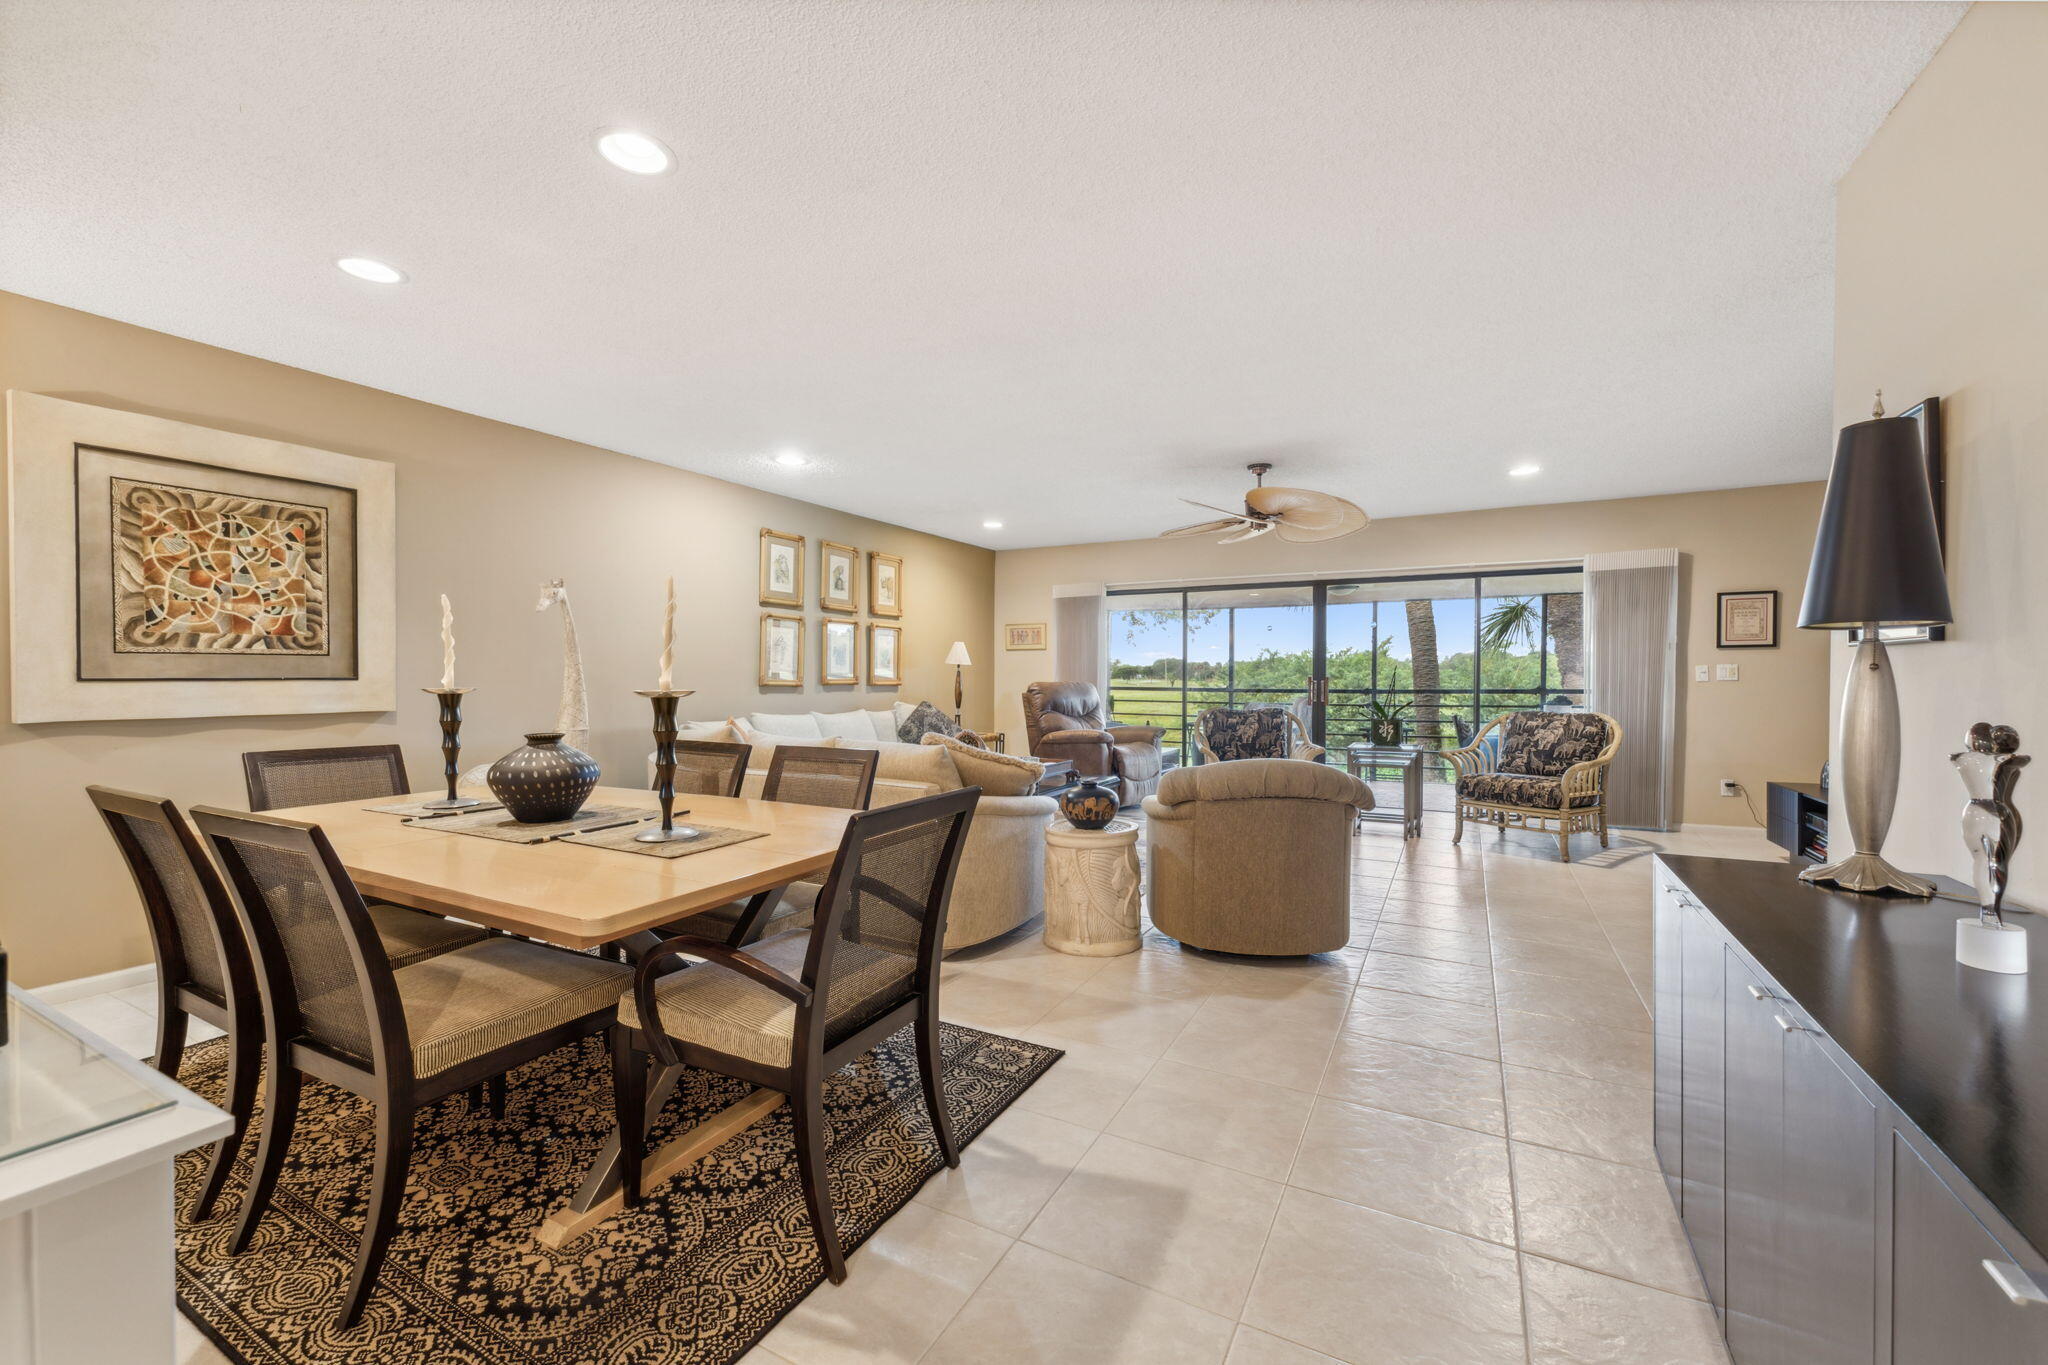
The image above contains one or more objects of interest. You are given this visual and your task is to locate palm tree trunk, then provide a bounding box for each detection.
[1404,599,1441,743]
[1547,593,1584,693]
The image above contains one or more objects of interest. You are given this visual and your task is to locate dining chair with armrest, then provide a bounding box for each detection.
[611,784,979,1282]
[657,744,880,949]
[190,806,630,1328]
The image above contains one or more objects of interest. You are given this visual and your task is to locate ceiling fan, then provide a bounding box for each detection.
[1158,462,1369,544]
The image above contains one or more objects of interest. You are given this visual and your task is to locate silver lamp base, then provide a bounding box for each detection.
[1801,850,1935,897]
[420,795,487,811]
[634,824,704,844]
[1801,628,1934,899]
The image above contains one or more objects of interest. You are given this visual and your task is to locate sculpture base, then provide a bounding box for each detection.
[420,795,487,811]
[1800,851,1935,898]
[1957,917,2029,974]
[634,825,705,844]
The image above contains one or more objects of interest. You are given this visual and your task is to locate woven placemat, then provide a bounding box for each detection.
[404,804,652,843]
[557,820,769,858]
[367,798,505,818]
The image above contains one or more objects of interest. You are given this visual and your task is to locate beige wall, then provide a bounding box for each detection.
[0,292,993,986]
[1830,2,2048,902]
[994,482,1833,828]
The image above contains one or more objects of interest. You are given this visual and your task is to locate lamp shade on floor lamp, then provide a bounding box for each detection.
[1797,410,1952,896]
[946,642,972,723]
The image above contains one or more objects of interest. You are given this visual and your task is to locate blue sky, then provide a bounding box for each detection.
[1111,599,1500,668]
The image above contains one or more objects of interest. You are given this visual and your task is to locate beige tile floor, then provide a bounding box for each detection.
[68,814,1777,1365]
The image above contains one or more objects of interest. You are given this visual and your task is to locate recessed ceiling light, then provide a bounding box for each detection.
[336,257,406,284]
[982,519,1004,530]
[772,450,808,469]
[1509,462,1542,477]
[595,129,675,175]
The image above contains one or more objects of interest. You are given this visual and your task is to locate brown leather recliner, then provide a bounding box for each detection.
[1021,681,1165,805]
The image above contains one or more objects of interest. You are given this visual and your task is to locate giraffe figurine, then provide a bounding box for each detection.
[536,579,591,755]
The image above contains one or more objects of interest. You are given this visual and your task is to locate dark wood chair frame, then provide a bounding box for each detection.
[610,785,978,1283]
[190,805,621,1329]
[241,743,408,812]
[87,786,263,1222]
[671,739,753,798]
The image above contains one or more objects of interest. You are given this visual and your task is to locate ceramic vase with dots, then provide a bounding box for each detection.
[487,732,600,823]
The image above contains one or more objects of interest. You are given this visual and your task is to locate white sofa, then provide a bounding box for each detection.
[653,708,1054,951]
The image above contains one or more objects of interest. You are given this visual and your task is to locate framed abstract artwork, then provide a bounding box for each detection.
[1004,622,1047,651]
[759,529,805,608]
[868,551,903,619]
[820,540,858,613]
[820,618,859,684]
[867,623,902,686]
[1716,590,1778,648]
[759,612,804,686]
[6,391,395,722]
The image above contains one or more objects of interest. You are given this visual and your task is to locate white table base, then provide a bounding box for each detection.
[1044,819,1142,956]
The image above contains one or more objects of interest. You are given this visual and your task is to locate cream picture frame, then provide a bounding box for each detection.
[820,540,858,613]
[867,623,903,686]
[821,618,859,684]
[760,611,804,686]
[868,551,903,619]
[759,529,805,607]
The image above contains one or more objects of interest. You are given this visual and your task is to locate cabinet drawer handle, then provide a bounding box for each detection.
[1772,1013,1809,1034]
[1747,985,1772,1001]
[1983,1260,2048,1307]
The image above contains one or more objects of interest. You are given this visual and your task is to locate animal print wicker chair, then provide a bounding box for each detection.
[1444,711,1622,862]
[1193,705,1326,765]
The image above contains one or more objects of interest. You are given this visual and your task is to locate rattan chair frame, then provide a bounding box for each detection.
[1442,711,1623,862]
[190,805,622,1329]
[611,785,979,1283]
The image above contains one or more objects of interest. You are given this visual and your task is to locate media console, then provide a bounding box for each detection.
[1654,854,2048,1363]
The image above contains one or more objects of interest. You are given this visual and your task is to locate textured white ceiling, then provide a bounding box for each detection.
[0,1,1961,550]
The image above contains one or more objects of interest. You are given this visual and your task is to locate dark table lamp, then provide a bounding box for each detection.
[1796,395,1953,896]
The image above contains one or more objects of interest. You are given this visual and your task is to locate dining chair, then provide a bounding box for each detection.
[88,785,489,1220]
[241,743,409,812]
[658,744,881,949]
[611,785,979,1281]
[672,739,752,798]
[190,806,631,1328]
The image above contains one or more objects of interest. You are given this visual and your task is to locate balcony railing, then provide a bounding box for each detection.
[1107,682,1586,779]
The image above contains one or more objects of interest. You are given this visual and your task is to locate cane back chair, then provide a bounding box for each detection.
[1193,705,1326,765]
[672,739,753,798]
[612,785,980,1282]
[1443,711,1622,862]
[241,744,410,811]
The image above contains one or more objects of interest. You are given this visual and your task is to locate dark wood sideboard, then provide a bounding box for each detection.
[1654,854,2048,1364]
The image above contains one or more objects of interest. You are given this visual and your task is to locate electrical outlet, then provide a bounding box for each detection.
[1716,663,1739,682]
[1720,779,1740,797]
[1694,665,1710,683]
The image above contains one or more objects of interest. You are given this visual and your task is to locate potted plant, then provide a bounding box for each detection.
[1365,697,1412,746]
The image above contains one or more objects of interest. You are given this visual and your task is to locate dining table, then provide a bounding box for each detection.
[266,784,857,1245]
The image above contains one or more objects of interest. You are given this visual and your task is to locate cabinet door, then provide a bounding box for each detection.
[1679,904,1728,1310]
[1723,949,1787,1363]
[1776,1018,1876,1364]
[1892,1138,2048,1363]
[1653,876,1685,1201]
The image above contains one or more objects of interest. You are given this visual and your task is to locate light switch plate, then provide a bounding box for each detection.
[1716,664,1739,682]
[1694,665,1710,683]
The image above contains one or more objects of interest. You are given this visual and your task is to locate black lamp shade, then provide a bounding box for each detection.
[1797,415,1952,630]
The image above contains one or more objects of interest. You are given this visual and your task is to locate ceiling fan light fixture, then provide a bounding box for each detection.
[1155,462,1367,545]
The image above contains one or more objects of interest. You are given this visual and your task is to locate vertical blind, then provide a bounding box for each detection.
[1052,589,1107,698]
[1585,550,1679,830]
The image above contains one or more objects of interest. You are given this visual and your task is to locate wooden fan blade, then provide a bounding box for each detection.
[1247,486,1370,542]
[1158,517,1248,540]
[1217,521,1277,544]
[1178,497,1254,519]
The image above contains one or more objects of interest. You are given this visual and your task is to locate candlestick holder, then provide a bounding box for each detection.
[636,687,700,841]
[421,687,486,810]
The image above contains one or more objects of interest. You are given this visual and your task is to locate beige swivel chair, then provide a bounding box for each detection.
[1142,759,1372,955]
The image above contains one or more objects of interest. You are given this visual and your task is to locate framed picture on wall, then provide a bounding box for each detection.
[1717,590,1779,648]
[759,611,804,685]
[868,552,903,618]
[6,391,397,722]
[821,618,859,684]
[868,623,902,686]
[1004,622,1047,651]
[759,529,805,608]
[820,541,858,613]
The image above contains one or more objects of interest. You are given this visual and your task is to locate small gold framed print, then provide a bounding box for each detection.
[867,623,903,685]
[1004,622,1047,651]
[759,529,805,607]
[759,611,804,685]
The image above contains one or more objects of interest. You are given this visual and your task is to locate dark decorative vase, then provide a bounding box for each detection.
[487,732,600,823]
[1369,718,1405,746]
[1059,775,1120,831]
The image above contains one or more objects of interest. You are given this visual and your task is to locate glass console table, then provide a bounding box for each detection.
[1343,744,1424,839]
[2,989,175,1165]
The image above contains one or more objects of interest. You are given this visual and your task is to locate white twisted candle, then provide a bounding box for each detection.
[658,576,675,690]
[439,593,455,689]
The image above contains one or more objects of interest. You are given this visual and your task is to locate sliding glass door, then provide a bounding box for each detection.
[1106,567,1584,772]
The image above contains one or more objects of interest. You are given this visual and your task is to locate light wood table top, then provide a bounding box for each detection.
[267,786,853,949]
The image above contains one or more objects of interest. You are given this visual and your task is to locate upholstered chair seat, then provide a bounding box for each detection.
[369,904,490,968]
[389,938,632,1077]
[1142,759,1371,955]
[1453,772,1597,810]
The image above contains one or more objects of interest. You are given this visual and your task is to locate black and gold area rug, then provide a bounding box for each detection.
[173,1024,1060,1365]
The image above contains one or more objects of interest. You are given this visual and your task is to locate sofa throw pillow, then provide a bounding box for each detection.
[744,711,826,738]
[897,699,964,744]
[921,733,1045,796]
[810,710,877,741]
[866,708,901,741]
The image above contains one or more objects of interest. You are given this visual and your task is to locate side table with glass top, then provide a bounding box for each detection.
[1344,744,1425,839]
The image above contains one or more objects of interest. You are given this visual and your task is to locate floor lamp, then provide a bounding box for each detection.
[1796,398,1952,896]
[946,641,972,725]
